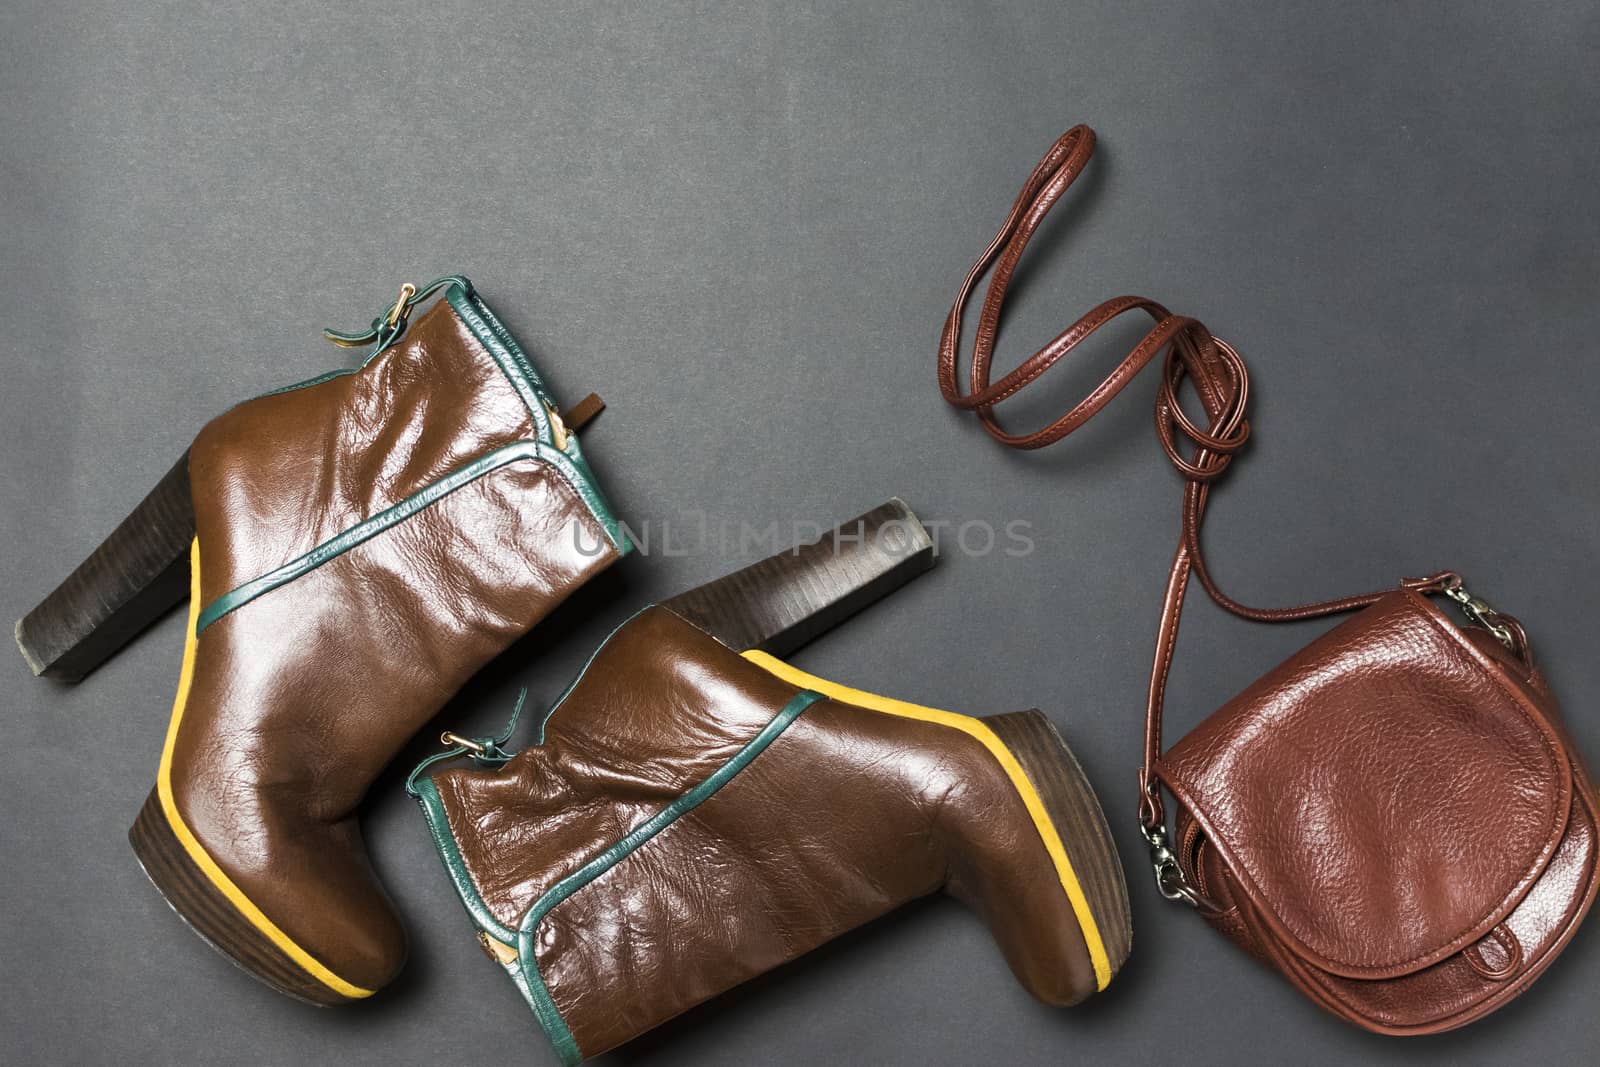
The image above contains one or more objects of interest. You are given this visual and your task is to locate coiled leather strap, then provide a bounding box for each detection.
[936,126,1458,829]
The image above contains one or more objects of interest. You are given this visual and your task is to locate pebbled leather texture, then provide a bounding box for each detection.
[936,124,1599,1033]
[1161,591,1572,979]
[427,606,1102,1061]
[1167,592,1598,1033]
[169,293,623,993]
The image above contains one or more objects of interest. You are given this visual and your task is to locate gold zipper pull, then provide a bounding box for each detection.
[384,282,417,329]
[324,281,419,349]
[439,730,487,756]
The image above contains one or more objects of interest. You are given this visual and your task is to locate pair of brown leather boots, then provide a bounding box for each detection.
[17,276,1131,1062]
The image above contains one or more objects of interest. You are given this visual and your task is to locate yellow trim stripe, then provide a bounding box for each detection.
[156,539,376,1000]
[741,649,1113,990]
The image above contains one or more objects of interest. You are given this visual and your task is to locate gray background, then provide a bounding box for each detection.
[3,2,1597,1064]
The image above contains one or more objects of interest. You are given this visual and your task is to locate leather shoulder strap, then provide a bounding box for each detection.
[935,126,1456,831]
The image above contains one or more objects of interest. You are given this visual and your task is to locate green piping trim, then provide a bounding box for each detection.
[252,276,472,401]
[463,287,561,418]
[253,367,356,399]
[442,282,630,557]
[196,439,624,632]
[444,285,555,443]
[243,277,629,559]
[412,777,519,944]
[250,277,542,428]
[404,606,646,795]
[320,275,471,353]
[405,747,471,795]
[515,689,825,1066]
[546,435,626,558]
[404,690,527,795]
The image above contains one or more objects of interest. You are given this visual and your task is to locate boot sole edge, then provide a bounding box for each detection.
[985,710,1134,984]
[740,651,1130,996]
[128,788,358,1007]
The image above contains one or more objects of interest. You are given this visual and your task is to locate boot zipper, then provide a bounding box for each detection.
[477,930,520,965]
[544,404,569,451]
[327,279,577,455]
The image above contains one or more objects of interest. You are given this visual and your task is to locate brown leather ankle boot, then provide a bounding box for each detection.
[409,501,1130,1062]
[16,277,629,1004]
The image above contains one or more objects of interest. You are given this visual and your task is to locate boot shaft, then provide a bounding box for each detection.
[190,291,548,597]
[183,285,628,805]
[18,276,632,1004]
[155,279,629,999]
[420,604,1125,1061]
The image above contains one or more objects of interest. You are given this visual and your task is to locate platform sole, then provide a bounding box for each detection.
[983,709,1134,982]
[128,788,355,1006]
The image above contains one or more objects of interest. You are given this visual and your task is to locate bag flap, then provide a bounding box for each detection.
[1158,590,1571,979]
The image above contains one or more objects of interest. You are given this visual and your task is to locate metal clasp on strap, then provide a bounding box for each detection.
[1141,823,1200,907]
[1443,580,1516,649]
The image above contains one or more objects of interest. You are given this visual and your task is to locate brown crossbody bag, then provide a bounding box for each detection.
[938,125,1598,1034]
